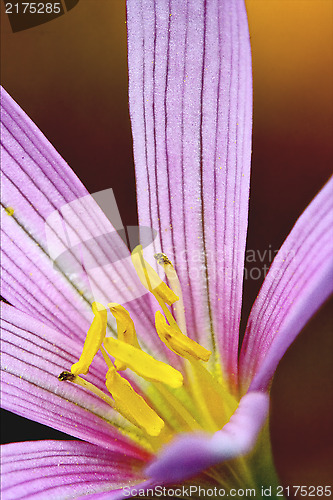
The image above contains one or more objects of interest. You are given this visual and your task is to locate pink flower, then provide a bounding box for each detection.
[1,0,332,498]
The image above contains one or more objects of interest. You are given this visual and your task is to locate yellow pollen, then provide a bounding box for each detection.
[71,302,107,375]
[5,206,14,216]
[155,311,211,362]
[104,337,183,389]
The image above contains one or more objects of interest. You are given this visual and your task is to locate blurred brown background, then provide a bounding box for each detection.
[1,0,332,492]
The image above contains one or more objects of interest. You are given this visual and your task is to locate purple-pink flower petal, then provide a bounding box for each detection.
[0,86,173,360]
[1,440,146,499]
[146,391,269,483]
[240,177,333,392]
[127,0,252,386]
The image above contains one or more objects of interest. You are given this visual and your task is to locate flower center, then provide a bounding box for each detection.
[59,246,238,448]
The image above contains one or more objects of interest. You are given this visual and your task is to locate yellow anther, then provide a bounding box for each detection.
[155,311,212,362]
[131,245,179,306]
[104,337,183,389]
[108,303,140,370]
[108,303,140,347]
[105,366,164,436]
[71,302,107,375]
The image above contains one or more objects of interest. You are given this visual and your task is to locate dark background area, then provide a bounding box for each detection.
[1,0,332,490]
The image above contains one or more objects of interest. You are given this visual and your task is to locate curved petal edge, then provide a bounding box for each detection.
[145,391,269,483]
[240,177,333,392]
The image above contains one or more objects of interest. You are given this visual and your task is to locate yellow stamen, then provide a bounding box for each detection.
[104,337,183,389]
[154,253,187,335]
[131,245,179,305]
[108,303,141,370]
[105,366,164,437]
[155,310,211,362]
[71,302,107,375]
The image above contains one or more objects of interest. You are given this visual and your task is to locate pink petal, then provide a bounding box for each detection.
[0,87,169,359]
[240,177,333,392]
[0,303,151,461]
[127,0,252,385]
[145,391,269,483]
[1,440,146,499]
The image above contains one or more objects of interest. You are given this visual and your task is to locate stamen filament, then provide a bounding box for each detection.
[100,345,113,369]
[153,382,202,432]
[154,293,182,333]
[154,253,187,336]
[108,303,140,349]
[58,371,156,451]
